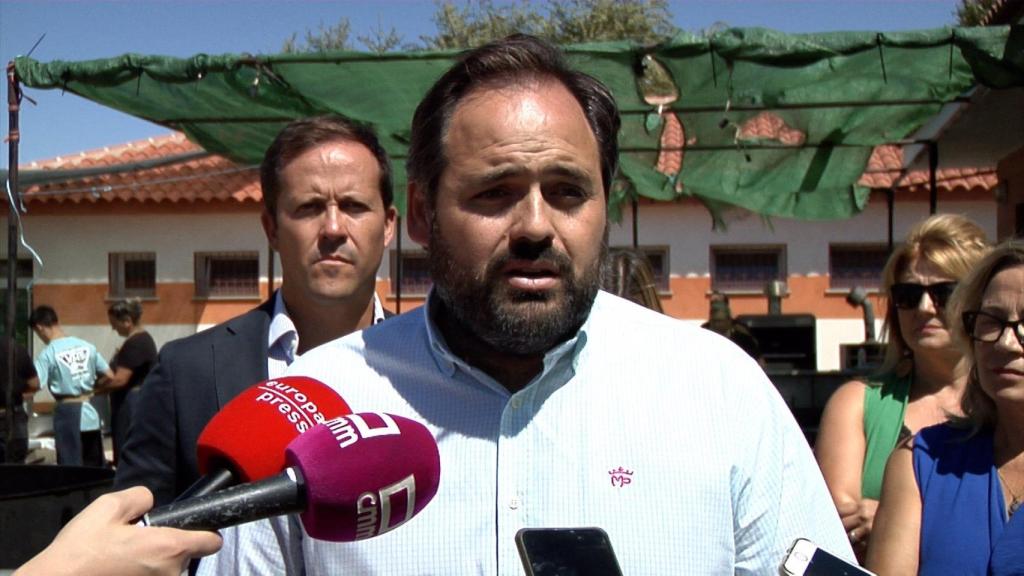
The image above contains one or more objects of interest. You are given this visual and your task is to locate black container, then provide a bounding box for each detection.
[0,464,114,568]
[737,313,817,372]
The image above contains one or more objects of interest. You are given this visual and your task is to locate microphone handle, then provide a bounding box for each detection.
[175,468,237,502]
[144,468,306,531]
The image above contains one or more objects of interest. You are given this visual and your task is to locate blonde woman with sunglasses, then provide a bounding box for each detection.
[867,240,1024,575]
[814,214,989,561]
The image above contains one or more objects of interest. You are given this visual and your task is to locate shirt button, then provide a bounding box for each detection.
[509,498,520,510]
[510,398,522,409]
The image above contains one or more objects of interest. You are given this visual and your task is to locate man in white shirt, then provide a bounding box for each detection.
[116,116,396,505]
[206,35,852,575]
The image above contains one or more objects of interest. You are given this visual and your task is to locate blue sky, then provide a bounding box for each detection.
[1,0,963,167]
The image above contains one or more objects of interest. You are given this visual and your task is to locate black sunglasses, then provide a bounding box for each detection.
[962,310,1024,347]
[890,282,957,310]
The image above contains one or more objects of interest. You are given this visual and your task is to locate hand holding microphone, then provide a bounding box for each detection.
[144,412,442,541]
[179,376,352,500]
[15,487,222,576]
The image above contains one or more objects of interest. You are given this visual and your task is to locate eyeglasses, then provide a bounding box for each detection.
[890,282,958,310]
[962,310,1024,346]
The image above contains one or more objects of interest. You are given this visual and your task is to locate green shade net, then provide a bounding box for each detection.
[13,26,1024,219]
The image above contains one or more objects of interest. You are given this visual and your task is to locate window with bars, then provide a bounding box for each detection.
[711,246,786,292]
[610,245,671,293]
[390,251,432,296]
[829,244,889,290]
[195,252,259,298]
[109,253,156,298]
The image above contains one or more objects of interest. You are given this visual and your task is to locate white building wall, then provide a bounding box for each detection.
[616,199,996,277]
[4,198,998,374]
[17,212,268,285]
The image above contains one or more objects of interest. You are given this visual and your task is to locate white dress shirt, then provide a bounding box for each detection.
[266,290,387,378]
[203,291,852,575]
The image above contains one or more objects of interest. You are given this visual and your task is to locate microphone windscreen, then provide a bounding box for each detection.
[286,412,441,542]
[196,376,351,482]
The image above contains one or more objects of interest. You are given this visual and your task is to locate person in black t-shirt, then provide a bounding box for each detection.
[1,338,39,463]
[97,299,157,466]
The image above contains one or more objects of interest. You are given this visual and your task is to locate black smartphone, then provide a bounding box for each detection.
[515,527,624,576]
[780,538,876,576]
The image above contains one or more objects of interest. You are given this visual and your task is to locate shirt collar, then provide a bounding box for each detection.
[268,291,298,363]
[268,290,387,360]
[422,289,592,392]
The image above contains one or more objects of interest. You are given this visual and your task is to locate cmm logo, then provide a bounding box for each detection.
[608,466,633,488]
[355,474,418,540]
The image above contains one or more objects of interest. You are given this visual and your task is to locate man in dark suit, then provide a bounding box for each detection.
[115,116,397,505]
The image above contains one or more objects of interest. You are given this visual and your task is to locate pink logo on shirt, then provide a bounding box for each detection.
[608,466,633,487]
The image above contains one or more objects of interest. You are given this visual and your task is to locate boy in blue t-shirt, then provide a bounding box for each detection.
[29,305,113,466]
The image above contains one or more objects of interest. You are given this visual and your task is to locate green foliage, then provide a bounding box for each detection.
[284,0,680,53]
[423,0,548,49]
[544,0,679,44]
[282,18,353,53]
[954,0,999,26]
[358,22,405,54]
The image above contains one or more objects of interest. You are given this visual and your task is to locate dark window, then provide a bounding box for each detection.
[109,253,156,298]
[195,252,259,298]
[711,246,785,292]
[0,259,33,279]
[0,259,34,346]
[611,245,670,293]
[829,244,889,290]
[390,251,432,296]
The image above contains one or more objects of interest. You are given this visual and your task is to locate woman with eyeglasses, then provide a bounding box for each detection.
[867,241,1024,575]
[814,214,990,561]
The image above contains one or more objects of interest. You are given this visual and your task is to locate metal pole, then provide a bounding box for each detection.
[928,141,938,215]
[886,188,895,254]
[5,63,22,461]
[631,195,639,249]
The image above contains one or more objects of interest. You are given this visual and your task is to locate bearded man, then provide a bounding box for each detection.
[201,34,852,575]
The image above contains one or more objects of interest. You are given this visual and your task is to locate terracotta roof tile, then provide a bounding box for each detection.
[857,144,998,194]
[20,130,997,206]
[655,112,685,176]
[737,112,806,146]
[21,132,261,205]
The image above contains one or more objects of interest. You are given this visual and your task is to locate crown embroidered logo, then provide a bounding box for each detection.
[608,467,633,488]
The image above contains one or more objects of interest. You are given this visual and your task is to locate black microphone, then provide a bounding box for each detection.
[148,468,305,531]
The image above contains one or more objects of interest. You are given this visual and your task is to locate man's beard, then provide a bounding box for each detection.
[429,220,606,356]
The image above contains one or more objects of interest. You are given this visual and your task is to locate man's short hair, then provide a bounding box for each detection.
[260,115,394,217]
[28,305,58,329]
[407,34,621,207]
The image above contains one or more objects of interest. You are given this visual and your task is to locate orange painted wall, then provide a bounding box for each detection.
[35,275,886,326]
[33,279,425,326]
[32,282,269,326]
[378,274,888,322]
[658,275,886,321]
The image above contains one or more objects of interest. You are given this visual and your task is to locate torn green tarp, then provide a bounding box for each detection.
[12,26,1024,219]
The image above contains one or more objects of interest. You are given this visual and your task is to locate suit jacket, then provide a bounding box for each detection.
[114,299,274,506]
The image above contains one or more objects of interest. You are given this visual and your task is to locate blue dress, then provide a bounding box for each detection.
[914,423,1024,576]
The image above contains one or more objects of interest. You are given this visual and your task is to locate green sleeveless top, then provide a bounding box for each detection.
[861,371,912,500]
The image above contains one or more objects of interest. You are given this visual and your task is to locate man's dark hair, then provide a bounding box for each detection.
[28,305,58,329]
[260,115,394,217]
[407,34,620,207]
